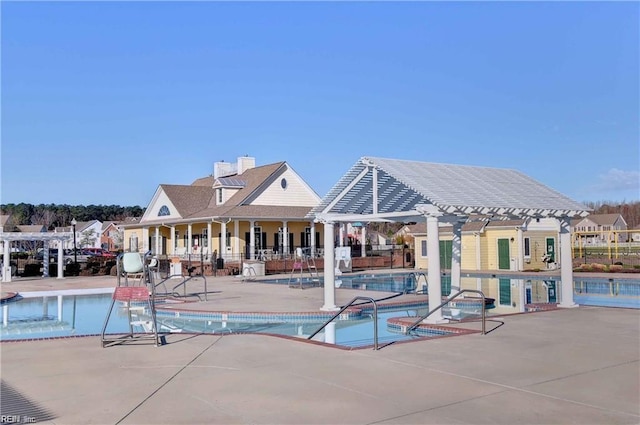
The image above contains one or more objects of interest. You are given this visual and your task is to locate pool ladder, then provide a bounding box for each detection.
[307,296,380,350]
[404,289,487,335]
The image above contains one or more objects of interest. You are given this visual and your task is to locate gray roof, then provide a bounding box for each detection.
[309,157,589,221]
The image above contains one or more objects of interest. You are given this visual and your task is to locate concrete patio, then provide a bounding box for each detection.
[1,273,639,424]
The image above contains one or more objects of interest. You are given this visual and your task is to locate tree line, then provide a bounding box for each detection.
[1,201,639,231]
[0,203,145,230]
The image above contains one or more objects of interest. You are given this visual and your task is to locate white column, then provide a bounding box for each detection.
[558,218,577,308]
[207,222,212,257]
[155,227,160,256]
[187,224,193,254]
[282,221,288,256]
[170,226,176,255]
[516,227,524,271]
[450,221,464,296]
[426,214,443,323]
[310,221,316,256]
[233,220,240,256]
[42,240,50,278]
[2,239,11,283]
[142,227,149,252]
[321,221,338,311]
[221,221,228,260]
[475,232,482,270]
[57,245,64,279]
[249,220,255,260]
[361,226,367,257]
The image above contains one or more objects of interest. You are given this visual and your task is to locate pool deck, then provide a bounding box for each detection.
[1,270,639,424]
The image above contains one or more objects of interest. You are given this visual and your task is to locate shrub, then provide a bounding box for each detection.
[590,263,607,272]
[608,264,624,272]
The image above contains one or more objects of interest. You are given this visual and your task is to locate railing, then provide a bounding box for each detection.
[404,289,487,335]
[307,296,380,350]
[407,272,427,294]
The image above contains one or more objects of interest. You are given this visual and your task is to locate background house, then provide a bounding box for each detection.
[572,213,628,244]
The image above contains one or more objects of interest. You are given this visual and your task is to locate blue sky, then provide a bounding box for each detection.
[2,1,638,208]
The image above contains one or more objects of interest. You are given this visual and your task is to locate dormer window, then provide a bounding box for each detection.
[158,205,170,216]
[218,188,223,204]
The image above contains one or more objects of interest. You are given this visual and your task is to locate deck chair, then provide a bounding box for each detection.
[101,252,163,347]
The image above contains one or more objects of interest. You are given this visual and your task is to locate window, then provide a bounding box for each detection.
[281,178,287,189]
[524,237,531,257]
[174,231,179,248]
[217,189,223,204]
[421,240,427,257]
[158,205,170,216]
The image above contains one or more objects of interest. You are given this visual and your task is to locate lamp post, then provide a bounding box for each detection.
[71,218,77,264]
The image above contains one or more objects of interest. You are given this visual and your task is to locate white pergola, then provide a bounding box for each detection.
[308,157,590,321]
[1,232,73,282]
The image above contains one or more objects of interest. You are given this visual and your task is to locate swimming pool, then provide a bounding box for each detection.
[0,290,450,347]
[2,273,637,345]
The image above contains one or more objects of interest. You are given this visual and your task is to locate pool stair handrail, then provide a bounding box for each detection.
[307,296,379,350]
[404,289,487,336]
[406,272,428,294]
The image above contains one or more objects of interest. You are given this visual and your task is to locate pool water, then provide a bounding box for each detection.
[2,274,638,345]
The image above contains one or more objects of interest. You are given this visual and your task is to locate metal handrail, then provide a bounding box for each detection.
[404,289,486,335]
[307,296,379,350]
[407,272,427,294]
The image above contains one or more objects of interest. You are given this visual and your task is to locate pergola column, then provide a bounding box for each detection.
[361,226,367,257]
[450,220,464,296]
[57,245,64,279]
[42,240,50,278]
[321,220,338,311]
[558,218,577,308]
[187,224,193,254]
[425,211,444,323]
[2,239,11,283]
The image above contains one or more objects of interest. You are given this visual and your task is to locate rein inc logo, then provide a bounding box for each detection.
[1,416,36,424]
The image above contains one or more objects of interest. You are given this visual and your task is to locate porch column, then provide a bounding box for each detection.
[207,222,212,257]
[142,227,149,252]
[2,239,11,283]
[187,224,193,254]
[321,220,338,311]
[361,226,367,257]
[234,220,240,256]
[170,226,176,255]
[425,211,444,323]
[450,220,464,295]
[249,220,255,260]
[57,244,64,279]
[282,221,289,256]
[516,226,524,271]
[221,221,228,260]
[474,232,482,270]
[155,227,160,256]
[310,221,316,256]
[558,218,577,308]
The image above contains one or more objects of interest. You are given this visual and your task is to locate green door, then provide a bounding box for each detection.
[498,239,510,270]
[439,240,452,270]
[546,238,555,263]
